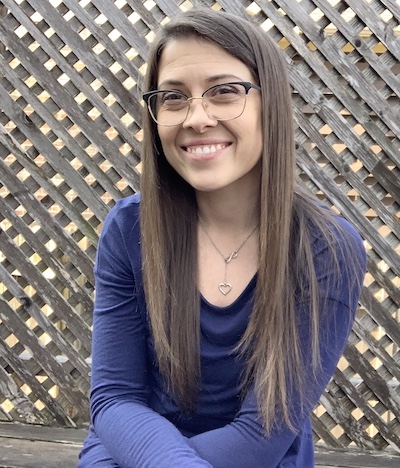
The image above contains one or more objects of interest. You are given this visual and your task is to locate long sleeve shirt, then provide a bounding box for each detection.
[78,193,366,467]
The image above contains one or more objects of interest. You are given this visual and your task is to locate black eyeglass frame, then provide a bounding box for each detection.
[142,81,261,126]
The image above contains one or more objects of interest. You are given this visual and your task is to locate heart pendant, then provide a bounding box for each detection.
[218,282,232,295]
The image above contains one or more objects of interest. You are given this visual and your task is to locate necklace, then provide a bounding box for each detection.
[199,218,258,296]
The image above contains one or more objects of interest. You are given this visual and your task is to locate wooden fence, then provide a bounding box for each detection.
[0,0,399,452]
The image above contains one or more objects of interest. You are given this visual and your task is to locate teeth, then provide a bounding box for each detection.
[187,144,226,155]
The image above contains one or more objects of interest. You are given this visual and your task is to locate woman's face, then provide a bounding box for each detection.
[156,37,263,195]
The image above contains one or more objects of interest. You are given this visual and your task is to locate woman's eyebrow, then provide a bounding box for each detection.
[158,74,245,88]
[205,74,244,83]
[158,79,185,88]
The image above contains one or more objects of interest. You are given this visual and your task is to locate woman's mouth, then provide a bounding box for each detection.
[183,143,229,155]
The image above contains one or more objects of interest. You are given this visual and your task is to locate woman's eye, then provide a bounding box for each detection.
[207,85,243,102]
[207,84,243,102]
[213,85,240,96]
[161,92,186,103]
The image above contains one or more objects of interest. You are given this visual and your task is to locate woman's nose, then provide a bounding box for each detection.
[182,98,218,131]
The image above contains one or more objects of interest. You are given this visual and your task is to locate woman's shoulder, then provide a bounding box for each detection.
[295,193,364,253]
[314,205,364,254]
[294,195,367,279]
[102,193,141,232]
[109,192,141,216]
[304,201,367,283]
[96,193,143,276]
[96,194,143,262]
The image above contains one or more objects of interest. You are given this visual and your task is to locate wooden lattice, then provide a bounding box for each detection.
[0,0,399,452]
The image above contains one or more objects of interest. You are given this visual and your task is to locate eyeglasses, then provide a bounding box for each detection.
[143,81,261,127]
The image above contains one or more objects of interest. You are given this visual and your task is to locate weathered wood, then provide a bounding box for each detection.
[0,56,125,203]
[0,228,92,351]
[352,320,400,385]
[0,264,91,381]
[293,105,399,239]
[360,288,400,348]
[295,143,399,274]
[346,0,400,60]
[91,0,150,58]
[259,1,400,184]
[332,364,400,450]
[0,5,141,193]
[0,124,101,251]
[312,0,400,99]
[276,0,400,137]
[367,254,400,309]
[0,422,399,468]
[0,364,47,425]
[17,0,144,131]
[0,327,75,426]
[63,0,146,90]
[0,298,89,418]
[0,197,93,316]
[152,0,182,18]
[312,411,344,449]
[0,147,96,282]
[315,445,400,468]
[0,85,111,224]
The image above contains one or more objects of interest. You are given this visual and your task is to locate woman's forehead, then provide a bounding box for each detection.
[156,38,253,86]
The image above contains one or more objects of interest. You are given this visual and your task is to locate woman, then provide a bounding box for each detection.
[79,8,366,467]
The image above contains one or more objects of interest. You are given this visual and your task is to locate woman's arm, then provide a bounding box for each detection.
[188,298,355,467]
[88,199,212,468]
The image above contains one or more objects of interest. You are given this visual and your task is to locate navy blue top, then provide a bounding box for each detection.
[78,193,366,467]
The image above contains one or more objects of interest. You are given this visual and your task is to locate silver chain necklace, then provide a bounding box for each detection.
[199,218,258,296]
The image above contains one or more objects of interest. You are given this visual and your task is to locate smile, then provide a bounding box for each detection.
[184,144,228,155]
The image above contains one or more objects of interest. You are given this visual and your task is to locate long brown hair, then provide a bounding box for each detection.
[140,8,362,432]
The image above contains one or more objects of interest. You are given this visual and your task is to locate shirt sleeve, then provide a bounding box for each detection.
[89,204,212,468]
[188,218,367,468]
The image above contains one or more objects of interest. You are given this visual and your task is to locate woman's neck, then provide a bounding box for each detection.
[195,185,260,233]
